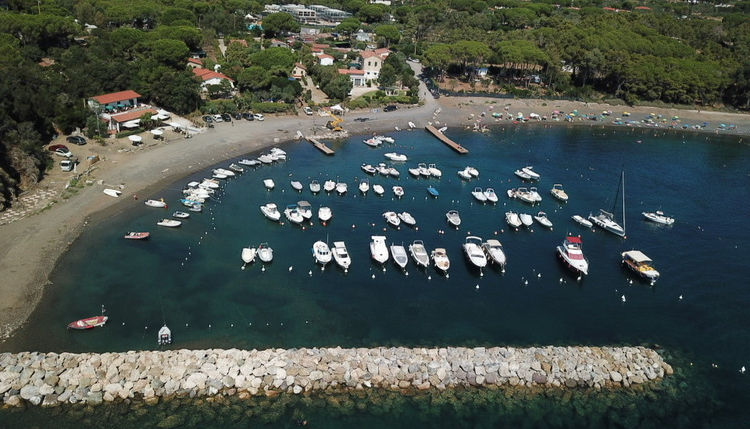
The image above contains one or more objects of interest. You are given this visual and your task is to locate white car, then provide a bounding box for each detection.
[303,107,313,116]
[60,159,75,171]
[253,113,265,121]
[54,148,72,158]
[212,114,223,122]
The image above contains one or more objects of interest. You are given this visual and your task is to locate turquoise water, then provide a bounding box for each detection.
[2,125,749,426]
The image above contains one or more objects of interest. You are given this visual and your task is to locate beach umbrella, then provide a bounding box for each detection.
[150,129,163,136]
[128,135,143,143]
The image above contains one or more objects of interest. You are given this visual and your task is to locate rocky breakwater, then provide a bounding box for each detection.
[0,346,673,408]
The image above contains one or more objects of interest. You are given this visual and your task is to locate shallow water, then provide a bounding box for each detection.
[2,125,749,426]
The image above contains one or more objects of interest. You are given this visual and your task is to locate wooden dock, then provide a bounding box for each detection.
[424,125,468,154]
[307,137,335,155]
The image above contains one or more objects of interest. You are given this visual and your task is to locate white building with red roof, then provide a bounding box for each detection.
[360,49,390,81]
[88,90,141,111]
[338,68,365,88]
[317,54,334,66]
[192,68,234,90]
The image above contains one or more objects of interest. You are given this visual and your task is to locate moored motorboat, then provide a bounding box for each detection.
[467,166,479,177]
[257,242,273,263]
[211,171,226,180]
[428,164,442,177]
[238,159,259,167]
[309,180,321,194]
[528,187,542,202]
[214,168,235,177]
[519,213,533,227]
[376,163,389,175]
[431,248,450,273]
[534,211,553,229]
[263,179,275,190]
[145,199,167,208]
[297,201,313,219]
[408,240,430,268]
[572,215,593,228]
[384,152,408,162]
[363,137,381,147]
[200,179,219,189]
[370,236,389,264]
[457,168,472,180]
[446,210,461,227]
[284,205,304,224]
[157,218,181,227]
[383,211,401,227]
[482,239,507,267]
[484,188,498,203]
[173,211,190,219]
[408,167,421,177]
[373,184,385,196]
[260,203,281,221]
[335,182,347,195]
[642,211,674,225]
[417,163,431,177]
[318,206,332,222]
[229,163,244,173]
[124,232,150,240]
[68,315,108,330]
[312,241,332,266]
[463,236,488,269]
[332,241,351,271]
[521,166,540,180]
[551,184,569,202]
[157,325,172,345]
[392,186,404,198]
[241,246,256,264]
[388,167,400,177]
[323,180,336,193]
[427,186,439,197]
[589,171,626,237]
[291,180,303,191]
[361,164,377,174]
[188,204,202,213]
[472,187,487,203]
[515,187,537,204]
[359,180,370,194]
[103,189,121,198]
[390,244,409,270]
[258,154,274,164]
[505,211,522,228]
[557,236,589,275]
[398,211,416,226]
[514,169,533,180]
[621,250,660,282]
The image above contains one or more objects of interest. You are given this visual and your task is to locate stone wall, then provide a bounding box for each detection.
[0,346,673,408]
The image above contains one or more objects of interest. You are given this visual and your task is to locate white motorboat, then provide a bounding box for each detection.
[390,244,409,269]
[515,187,537,204]
[376,163,389,175]
[408,167,421,177]
[398,212,416,226]
[534,211,553,229]
[384,152,408,162]
[157,325,172,345]
[622,250,660,282]
[431,248,450,273]
[241,247,256,264]
[417,163,431,177]
[238,159,259,167]
[482,239,507,267]
[188,205,202,213]
[505,211,522,228]
[332,241,351,271]
[359,180,370,194]
[324,180,336,192]
[463,236,488,268]
[297,201,313,219]
[284,204,304,224]
[408,121,416,129]
[472,187,487,203]
[310,180,321,194]
[157,218,181,227]
[363,137,381,147]
[642,211,674,225]
[173,211,190,219]
[589,171,626,237]
[572,215,593,228]
[383,211,401,227]
[318,206,332,222]
[103,189,121,198]
[428,164,442,177]
[388,167,400,177]
[312,241,332,266]
[514,169,533,180]
[528,187,542,202]
[229,163,244,173]
[551,184,569,202]
[521,166,540,180]
[373,184,385,196]
[361,164,377,174]
[457,168,472,180]
[408,240,430,268]
[392,186,404,198]
[200,179,219,189]
[145,199,167,208]
[484,188,498,203]
[257,243,273,263]
[263,179,275,190]
[519,213,533,227]
[378,136,395,143]
[258,154,274,164]
[370,236,389,264]
[291,180,303,191]
[557,236,588,275]
[260,203,281,221]
[214,168,235,177]
[446,210,461,227]
[467,166,479,177]
[335,182,347,195]
[270,147,287,159]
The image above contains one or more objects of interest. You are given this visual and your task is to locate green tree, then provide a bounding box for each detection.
[249,47,295,73]
[357,4,387,23]
[160,7,196,25]
[423,43,453,80]
[262,13,300,38]
[145,39,189,67]
[375,24,401,47]
[336,17,361,37]
[237,66,271,91]
[322,74,353,100]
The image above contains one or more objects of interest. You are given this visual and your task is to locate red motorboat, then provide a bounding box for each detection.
[124,232,150,240]
[67,316,108,330]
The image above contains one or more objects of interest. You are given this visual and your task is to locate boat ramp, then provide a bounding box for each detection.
[425,125,468,154]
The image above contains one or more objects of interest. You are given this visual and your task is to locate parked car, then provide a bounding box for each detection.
[384,105,398,112]
[60,158,77,171]
[49,144,72,157]
[253,113,265,121]
[303,106,313,116]
[242,112,254,121]
[221,113,232,122]
[66,136,86,145]
[212,114,223,122]
[233,112,242,120]
[202,115,213,123]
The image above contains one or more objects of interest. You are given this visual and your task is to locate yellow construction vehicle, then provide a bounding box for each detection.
[326,113,344,132]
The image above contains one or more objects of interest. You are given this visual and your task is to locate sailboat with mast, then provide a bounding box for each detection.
[589,170,626,237]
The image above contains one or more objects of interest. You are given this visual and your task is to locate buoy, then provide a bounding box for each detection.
[371,274,376,279]
[289,266,293,272]
[262,266,266,272]
[308,270,313,276]
[621,295,626,302]
[475,284,479,289]
[678,295,683,300]
[741,366,746,374]
[428,276,432,280]
[537,273,541,278]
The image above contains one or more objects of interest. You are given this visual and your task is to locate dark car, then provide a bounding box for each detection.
[242,112,254,121]
[233,112,242,120]
[48,144,69,152]
[221,113,232,122]
[202,115,213,123]
[384,105,398,112]
[66,136,86,145]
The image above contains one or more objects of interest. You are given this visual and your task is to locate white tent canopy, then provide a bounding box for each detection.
[150,129,164,136]
[122,119,140,128]
[128,135,142,143]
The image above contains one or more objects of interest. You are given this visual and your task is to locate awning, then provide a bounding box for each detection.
[150,129,164,136]
[122,119,140,128]
[128,135,142,143]
[167,122,184,129]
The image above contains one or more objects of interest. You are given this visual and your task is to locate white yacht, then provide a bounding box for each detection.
[408,240,430,268]
[309,180,321,194]
[457,168,472,180]
[431,248,450,273]
[428,164,442,177]
[291,180,303,192]
[408,167,421,177]
[332,241,351,271]
[472,187,487,203]
[284,205,304,224]
[361,164,377,174]
[297,201,313,219]
[642,211,674,225]
[312,241,332,266]
[521,166,540,180]
[370,236,389,264]
[359,180,370,194]
[466,166,479,177]
[373,184,385,196]
[390,244,409,270]
[257,243,273,263]
[482,239,507,267]
[383,211,401,227]
[318,206,332,222]
[572,215,593,228]
[589,171,626,237]
[260,203,281,221]
[534,211,553,229]
[551,184,569,202]
[384,152,408,162]
[323,180,336,193]
[392,186,404,198]
[515,187,536,204]
[388,167,400,177]
[417,163,431,177]
[514,169,533,180]
[505,211,522,228]
[484,188,498,203]
[398,212,416,226]
[335,182,347,195]
[263,179,275,190]
[557,236,588,276]
[173,211,190,219]
[519,213,533,227]
[241,247,256,264]
[528,187,542,203]
[446,210,461,227]
[157,219,181,227]
[463,236,488,268]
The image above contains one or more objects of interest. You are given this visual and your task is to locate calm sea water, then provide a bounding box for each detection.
[2,125,749,427]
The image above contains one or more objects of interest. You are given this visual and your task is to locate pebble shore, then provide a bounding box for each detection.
[0,346,673,407]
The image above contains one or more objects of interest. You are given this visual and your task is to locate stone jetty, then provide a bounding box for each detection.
[0,346,672,408]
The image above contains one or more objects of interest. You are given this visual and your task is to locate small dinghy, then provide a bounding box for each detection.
[431,248,450,273]
[482,239,507,267]
[457,168,472,180]
[373,184,385,196]
[309,180,321,194]
[238,159,259,166]
[428,164,442,177]
[324,180,336,193]
[398,211,416,226]
[241,246,257,264]
[284,205,304,224]
[409,240,430,268]
[318,206,332,222]
[390,244,409,270]
[173,211,190,219]
[392,186,404,198]
[257,242,273,263]
[484,188,498,203]
[158,325,172,345]
[361,164,377,174]
[534,211,553,229]
[103,189,121,198]
[384,152,408,162]
[551,184,569,202]
[332,241,351,271]
[388,167,400,177]
[463,236,488,269]
[312,241,332,266]
[363,138,381,147]
[260,203,281,221]
[291,180,303,192]
[68,315,108,330]
[519,213,533,227]
[297,201,313,219]
[124,232,150,240]
[383,211,401,227]
[229,163,244,173]
[642,211,674,225]
[427,186,439,197]
[572,215,593,228]
[472,187,487,203]
[506,211,522,228]
[145,199,167,208]
[359,180,370,194]
[370,236,389,264]
[446,210,461,227]
[335,182,347,195]
[157,218,181,227]
[417,163,431,177]
[263,179,275,190]
[379,136,395,143]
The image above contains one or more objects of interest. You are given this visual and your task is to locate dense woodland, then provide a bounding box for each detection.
[1,0,749,207]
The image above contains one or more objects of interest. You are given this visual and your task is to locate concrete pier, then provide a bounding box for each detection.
[425,125,468,154]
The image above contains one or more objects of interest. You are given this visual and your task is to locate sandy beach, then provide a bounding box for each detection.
[0,85,748,341]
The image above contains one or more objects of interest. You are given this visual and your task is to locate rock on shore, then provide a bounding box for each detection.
[0,346,672,407]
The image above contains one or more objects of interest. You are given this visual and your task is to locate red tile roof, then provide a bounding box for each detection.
[192,68,234,82]
[110,109,157,123]
[318,54,334,60]
[92,90,142,105]
[188,58,203,65]
[294,62,307,70]
[338,68,364,76]
[361,49,390,60]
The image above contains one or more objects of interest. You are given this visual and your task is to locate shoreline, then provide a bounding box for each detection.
[1,92,748,344]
